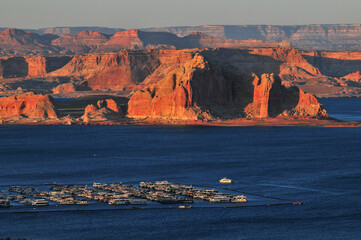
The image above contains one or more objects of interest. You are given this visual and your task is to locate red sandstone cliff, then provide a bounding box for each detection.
[81,99,123,122]
[0,92,58,119]
[25,56,47,76]
[52,31,110,53]
[127,53,327,120]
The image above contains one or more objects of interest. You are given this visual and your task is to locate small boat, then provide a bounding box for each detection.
[109,198,130,205]
[19,198,32,206]
[292,201,303,205]
[219,177,232,184]
[32,199,49,206]
[129,199,147,205]
[60,200,76,205]
[0,199,11,208]
[76,200,89,205]
[209,195,230,203]
[231,195,248,203]
[178,205,191,209]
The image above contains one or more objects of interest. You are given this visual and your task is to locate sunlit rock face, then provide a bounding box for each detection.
[128,52,327,120]
[0,92,58,119]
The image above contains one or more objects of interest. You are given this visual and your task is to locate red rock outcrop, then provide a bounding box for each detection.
[81,99,123,122]
[341,72,361,82]
[0,92,57,119]
[25,56,47,76]
[250,48,321,79]
[52,83,77,94]
[244,74,327,118]
[0,29,58,55]
[128,53,327,120]
[52,31,109,53]
[50,49,196,90]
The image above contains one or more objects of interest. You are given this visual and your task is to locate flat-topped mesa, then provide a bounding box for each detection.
[52,31,109,53]
[0,92,58,119]
[127,54,327,120]
[249,48,322,79]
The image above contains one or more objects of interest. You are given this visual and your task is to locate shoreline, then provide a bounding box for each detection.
[1,117,360,127]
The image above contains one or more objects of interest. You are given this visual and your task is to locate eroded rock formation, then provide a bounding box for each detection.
[0,92,58,119]
[52,83,77,94]
[81,99,123,123]
[128,53,327,120]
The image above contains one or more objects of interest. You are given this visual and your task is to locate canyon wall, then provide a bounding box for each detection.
[127,53,327,120]
[1,48,360,98]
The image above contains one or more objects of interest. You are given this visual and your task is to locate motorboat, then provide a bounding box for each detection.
[178,205,191,209]
[109,198,130,205]
[219,178,232,184]
[129,199,147,205]
[32,199,49,206]
[209,195,230,203]
[231,195,248,203]
[0,199,11,208]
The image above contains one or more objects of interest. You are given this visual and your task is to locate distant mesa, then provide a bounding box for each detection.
[0,28,289,55]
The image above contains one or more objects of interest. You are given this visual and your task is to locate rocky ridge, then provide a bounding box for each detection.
[0,28,288,55]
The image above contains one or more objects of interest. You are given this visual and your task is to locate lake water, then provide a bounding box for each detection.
[0,98,361,240]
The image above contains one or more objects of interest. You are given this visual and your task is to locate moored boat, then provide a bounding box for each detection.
[129,198,147,205]
[219,178,232,184]
[0,199,11,208]
[32,199,49,206]
[231,195,248,203]
[209,195,230,203]
[178,205,191,209]
[109,198,130,205]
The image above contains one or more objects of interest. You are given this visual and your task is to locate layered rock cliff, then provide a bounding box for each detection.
[1,48,361,98]
[52,31,110,53]
[0,28,288,55]
[143,24,361,50]
[0,92,58,119]
[128,53,327,120]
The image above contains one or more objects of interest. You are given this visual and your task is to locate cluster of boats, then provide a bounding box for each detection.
[0,180,247,208]
[52,184,147,205]
[140,181,247,203]
[1,188,49,207]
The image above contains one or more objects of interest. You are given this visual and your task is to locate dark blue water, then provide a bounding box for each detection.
[0,98,361,240]
[320,97,361,121]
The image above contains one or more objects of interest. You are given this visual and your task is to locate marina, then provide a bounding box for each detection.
[0,180,305,213]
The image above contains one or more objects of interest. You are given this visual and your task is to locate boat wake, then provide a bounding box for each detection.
[259,183,340,195]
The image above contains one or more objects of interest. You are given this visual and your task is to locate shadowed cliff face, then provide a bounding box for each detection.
[127,53,327,120]
[1,57,28,78]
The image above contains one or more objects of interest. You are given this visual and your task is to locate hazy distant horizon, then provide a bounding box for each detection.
[2,23,361,31]
[1,0,360,29]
